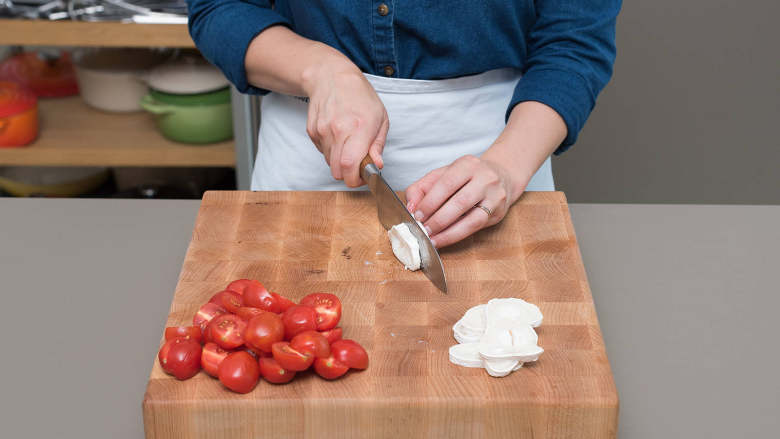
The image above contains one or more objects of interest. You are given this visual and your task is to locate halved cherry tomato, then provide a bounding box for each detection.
[271,341,313,371]
[319,327,343,344]
[242,345,268,359]
[313,354,349,380]
[236,307,265,322]
[207,314,247,350]
[218,351,260,394]
[300,293,342,330]
[193,303,227,329]
[164,326,203,343]
[225,279,254,295]
[201,342,230,377]
[290,330,331,358]
[209,290,244,314]
[202,319,215,343]
[331,339,369,370]
[271,293,296,312]
[259,356,296,384]
[281,305,318,339]
[158,338,202,380]
[244,312,284,353]
[243,280,279,312]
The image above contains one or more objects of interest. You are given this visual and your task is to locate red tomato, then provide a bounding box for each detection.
[331,339,369,370]
[236,307,265,322]
[290,330,331,358]
[300,293,342,330]
[243,280,279,312]
[193,302,227,329]
[207,314,247,350]
[201,342,230,377]
[218,351,260,394]
[271,342,314,371]
[259,356,296,384]
[164,326,203,343]
[281,305,318,339]
[225,279,254,295]
[313,354,349,380]
[244,312,285,353]
[271,293,296,312]
[242,346,268,359]
[319,327,343,344]
[202,319,215,343]
[158,338,201,380]
[209,290,244,314]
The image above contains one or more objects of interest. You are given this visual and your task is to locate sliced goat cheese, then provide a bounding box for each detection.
[449,296,544,378]
[486,298,543,328]
[484,358,520,377]
[388,223,421,271]
[459,304,487,331]
[448,343,483,368]
[453,327,482,344]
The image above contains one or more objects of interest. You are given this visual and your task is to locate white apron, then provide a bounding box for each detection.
[252,68,554,191]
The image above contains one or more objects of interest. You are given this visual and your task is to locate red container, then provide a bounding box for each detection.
[0,81,38,147]
[0,52,79,98]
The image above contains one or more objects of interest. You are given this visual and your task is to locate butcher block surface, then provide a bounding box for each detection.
[143,191,618,438]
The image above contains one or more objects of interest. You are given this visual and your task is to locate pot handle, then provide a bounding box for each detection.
[0,119,6,134]
[140,95,175,115]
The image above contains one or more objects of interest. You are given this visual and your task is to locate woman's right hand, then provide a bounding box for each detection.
[301,60,389,187]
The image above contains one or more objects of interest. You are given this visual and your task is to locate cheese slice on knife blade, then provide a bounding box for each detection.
[388,223,421,271]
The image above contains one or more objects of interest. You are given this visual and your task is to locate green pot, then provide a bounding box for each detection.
[140,87,233,144]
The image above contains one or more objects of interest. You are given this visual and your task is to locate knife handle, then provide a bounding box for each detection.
[359,154,380,185]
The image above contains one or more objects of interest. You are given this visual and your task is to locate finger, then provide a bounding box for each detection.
[317,116,339,174]
[306,103,325,162]
[414,157,476,221]
[368,116,389,170]
[429,204,491,248]
[341,122,380,188]
[405,167,446,213]
[423,179,485,236]
[329,134,347,180]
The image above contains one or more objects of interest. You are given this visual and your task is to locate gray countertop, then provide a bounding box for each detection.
[0,198,778,438]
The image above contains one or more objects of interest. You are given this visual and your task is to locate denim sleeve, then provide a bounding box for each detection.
[187,0,290,95]
[508,0,621,153]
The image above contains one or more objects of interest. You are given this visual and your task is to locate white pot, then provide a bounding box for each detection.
[145,54,229,94]
[73,49,169,113]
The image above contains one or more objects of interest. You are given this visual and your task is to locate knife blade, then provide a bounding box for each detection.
[359,155,448,293]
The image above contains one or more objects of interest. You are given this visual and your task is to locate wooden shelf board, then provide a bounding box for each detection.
[0,97,235,167]
[0,19,194,48]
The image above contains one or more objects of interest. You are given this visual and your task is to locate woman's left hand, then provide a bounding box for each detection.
[405,101,568,248]
[405,154,518,248]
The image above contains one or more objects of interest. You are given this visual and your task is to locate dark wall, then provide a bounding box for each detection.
[554,0,779,204]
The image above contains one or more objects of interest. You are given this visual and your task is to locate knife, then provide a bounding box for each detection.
[359,155,448,293]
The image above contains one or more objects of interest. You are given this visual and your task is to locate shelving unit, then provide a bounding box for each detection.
[0,19,194,48]
[0,97,235,167]
[0,19,257,187]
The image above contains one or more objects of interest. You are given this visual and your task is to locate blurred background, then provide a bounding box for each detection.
[0,0,777,203]
[556,0,779,205]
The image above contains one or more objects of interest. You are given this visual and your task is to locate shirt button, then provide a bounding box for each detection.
[383,65,395,76]
[378,3,389,16]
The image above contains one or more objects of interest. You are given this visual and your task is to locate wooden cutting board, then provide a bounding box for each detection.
[143,191,617,438]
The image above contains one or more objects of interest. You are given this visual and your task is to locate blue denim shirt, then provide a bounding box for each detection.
[187,0,620,151]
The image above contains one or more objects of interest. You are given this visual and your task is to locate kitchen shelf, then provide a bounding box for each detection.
[0,19,194,48]
[0,97,235,167]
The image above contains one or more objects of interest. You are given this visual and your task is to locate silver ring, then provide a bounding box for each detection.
[475,204,492,216]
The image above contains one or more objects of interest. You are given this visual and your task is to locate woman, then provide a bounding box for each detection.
[187,1,620,248]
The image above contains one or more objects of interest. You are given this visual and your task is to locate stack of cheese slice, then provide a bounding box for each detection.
[449,298,544,377]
